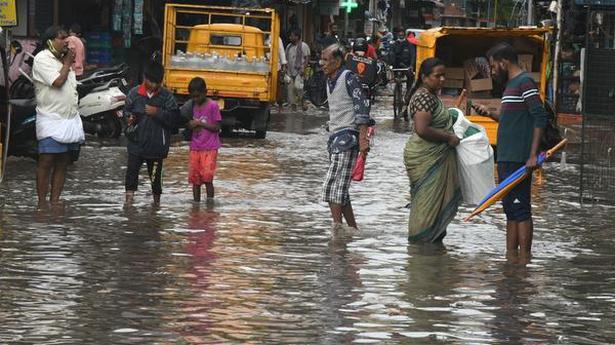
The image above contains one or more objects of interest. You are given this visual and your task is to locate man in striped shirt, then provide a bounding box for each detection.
[475,43,547,260]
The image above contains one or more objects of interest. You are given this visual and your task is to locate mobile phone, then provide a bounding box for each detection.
[471,103,488,116]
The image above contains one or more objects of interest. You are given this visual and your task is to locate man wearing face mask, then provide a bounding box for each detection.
[474,43,547,259]
[32,26,83,207]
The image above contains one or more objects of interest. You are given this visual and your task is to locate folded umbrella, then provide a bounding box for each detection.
[464,139,568,221]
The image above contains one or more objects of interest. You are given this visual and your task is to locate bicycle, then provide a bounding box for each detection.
[303,60,328,108]
[390,67,410,119]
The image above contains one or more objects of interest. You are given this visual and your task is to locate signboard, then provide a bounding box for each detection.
[0,0,17,27]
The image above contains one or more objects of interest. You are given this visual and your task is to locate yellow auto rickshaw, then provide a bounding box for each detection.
[414,27,551,145]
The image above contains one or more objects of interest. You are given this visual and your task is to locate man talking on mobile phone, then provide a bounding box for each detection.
[32,26,83,208]
[473,43,547,261]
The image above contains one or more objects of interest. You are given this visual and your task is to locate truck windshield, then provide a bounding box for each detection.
[210,35,242,46]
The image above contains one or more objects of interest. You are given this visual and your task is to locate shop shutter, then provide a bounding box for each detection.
[34,0,54,36]
[583,48,615,116]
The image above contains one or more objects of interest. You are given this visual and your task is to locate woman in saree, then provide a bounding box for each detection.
[404,57,462,243]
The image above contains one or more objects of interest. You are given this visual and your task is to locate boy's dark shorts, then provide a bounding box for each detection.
[497,162,532,222]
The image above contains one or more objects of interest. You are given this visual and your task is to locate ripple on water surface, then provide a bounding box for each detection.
[1,114,615,343]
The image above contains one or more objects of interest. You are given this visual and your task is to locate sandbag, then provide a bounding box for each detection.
[456,123,495,205]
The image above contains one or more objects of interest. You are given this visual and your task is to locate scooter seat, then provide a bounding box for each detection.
[8,98,37,125]
[77,83,104,99]
[9,98,37,108]
[78,63,127,80]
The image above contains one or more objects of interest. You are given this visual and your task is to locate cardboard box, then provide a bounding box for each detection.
[446,68,465,80]
[443,78,464,89]
[518,54,533,72]
[468,78,493,92]
[463,58,490,79]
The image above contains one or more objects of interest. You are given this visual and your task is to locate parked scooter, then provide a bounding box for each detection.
[5,98,38,159]
[77,77,127,138]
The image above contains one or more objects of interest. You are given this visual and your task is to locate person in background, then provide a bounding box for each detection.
[320,23,340,49]
[69,23,86,47]
[285,28,310,112]
[276,36,287,112]
[474,43,547,261]
[393,29,417,88]
[66,24,86,76]
[346,38,378,91]
[368,35,380,59]
[356,33,377,59]
[124,62,180,206]
[266,33,287,112]
[32,26,83,207]
[320,44,373,233]
[404,57,461,244]
[180,77,222,203]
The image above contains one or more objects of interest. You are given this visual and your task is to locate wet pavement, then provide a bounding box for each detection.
[1,94,615,344]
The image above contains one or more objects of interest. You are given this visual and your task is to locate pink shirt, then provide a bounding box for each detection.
[190,100,222,151]
[65,36,85,76]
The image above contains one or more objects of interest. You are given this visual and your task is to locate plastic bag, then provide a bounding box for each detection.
[456,123,495,205]
[352,153,366,181]
[351,127,375,182]
[450,107,472,139]
[294,76,304,90]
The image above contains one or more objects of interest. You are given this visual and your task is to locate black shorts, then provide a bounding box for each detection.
[497,162,532,222]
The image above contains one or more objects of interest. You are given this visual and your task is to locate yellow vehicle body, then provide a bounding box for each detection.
[0,128,4,182]
[163,5,279,101]
[162,4,280,137]
[415,27,551,145]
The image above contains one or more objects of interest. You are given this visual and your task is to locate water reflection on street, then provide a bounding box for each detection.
[1,98,614,344]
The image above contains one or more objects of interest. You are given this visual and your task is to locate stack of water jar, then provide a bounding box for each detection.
[170,51,270,74]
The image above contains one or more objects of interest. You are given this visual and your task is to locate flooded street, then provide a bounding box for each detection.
[1,96,615,344]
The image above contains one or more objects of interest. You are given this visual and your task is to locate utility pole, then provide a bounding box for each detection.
[553,0,563,109]
[487,0,492,27]
[345,9,349,38]
[528,0,535,25]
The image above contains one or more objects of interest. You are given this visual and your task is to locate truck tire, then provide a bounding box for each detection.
[255,130,266,139]
[253,106,270,139]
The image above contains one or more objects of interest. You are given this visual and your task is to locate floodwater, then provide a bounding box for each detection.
[1,97,614,344]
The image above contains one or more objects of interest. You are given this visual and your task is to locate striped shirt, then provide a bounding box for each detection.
[497,72,547,163]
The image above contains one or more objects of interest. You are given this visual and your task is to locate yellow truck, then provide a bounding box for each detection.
[162,4,280,138]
